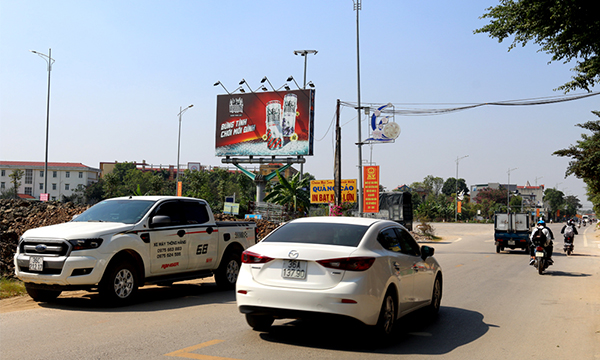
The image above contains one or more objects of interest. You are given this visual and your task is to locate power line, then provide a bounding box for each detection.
[340,91,599,116]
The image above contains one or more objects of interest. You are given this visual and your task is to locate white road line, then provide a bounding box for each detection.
[454,238,463,242]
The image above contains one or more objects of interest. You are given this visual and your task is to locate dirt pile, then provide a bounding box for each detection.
[0,199,279,278]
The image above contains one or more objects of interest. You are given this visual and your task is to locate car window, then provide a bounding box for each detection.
[262,223,368,247]
[182,201,210,224]
[377,228,402,253]
[153,201,183,226]
[394,228,421,256]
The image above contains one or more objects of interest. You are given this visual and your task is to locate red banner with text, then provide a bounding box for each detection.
[363,166,380,213]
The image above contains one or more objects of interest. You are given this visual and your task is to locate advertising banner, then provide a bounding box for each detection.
[310,179,357,204]
[363,166,380,213]
[215,89,315,156]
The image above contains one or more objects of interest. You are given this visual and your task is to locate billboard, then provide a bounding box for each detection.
[215,89,315,156]
[310,179,357,204]
[363,166,380,213]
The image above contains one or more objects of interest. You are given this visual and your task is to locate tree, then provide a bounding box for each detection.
[8,169,24,199]
[263,171,311,216]
[544,188,565,220]
[553,114,600,215]
[441,178,469,197]
[564,195,582,218]
[423,175,444,196]
[474,187,506,206]
[475,0,600,92]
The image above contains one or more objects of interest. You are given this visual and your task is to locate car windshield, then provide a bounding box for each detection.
[262,222,368,247]
[72,199,156,224]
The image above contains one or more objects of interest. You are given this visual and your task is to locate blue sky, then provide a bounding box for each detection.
[1,0,598,209]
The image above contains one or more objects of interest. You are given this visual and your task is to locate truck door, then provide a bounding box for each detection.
[181,201,219,270]
[148,200,189,274]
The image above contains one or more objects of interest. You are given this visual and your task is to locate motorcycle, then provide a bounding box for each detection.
[533,245,549,275]
[563,236,574,256]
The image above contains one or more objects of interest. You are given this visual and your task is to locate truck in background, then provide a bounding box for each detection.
[494,212,531,253]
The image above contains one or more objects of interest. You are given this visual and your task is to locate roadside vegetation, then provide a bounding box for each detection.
[0,278,26,299]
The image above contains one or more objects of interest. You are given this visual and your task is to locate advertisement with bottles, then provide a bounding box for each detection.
[215,89,315,156]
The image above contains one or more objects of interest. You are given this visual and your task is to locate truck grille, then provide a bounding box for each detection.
[20,239,71,257]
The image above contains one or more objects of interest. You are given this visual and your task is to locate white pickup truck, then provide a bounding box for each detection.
[14,196,257,305]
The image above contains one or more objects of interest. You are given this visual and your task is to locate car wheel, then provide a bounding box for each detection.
[375,291,396,338]
[215,251,241,290]
[425,275,442,319]
[245,314,274,331]
[25,284,61,302]
[100,259,138,305]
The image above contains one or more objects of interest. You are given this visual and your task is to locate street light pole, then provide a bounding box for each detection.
[354,0,363,216]
[507,167,518,213]
[293,50,317,180]
[30,49,55,197]
[455,155,469,222]
[176,104,194,195]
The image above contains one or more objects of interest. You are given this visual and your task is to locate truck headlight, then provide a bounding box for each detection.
[68,239,103,251]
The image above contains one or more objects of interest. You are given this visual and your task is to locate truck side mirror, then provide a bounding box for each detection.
[150,215,172,227]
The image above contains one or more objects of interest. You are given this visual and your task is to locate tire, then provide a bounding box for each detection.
[245,314,274,331]
[375,291,396,338]
[214,251,241,289]
[538,259,544,275]
[495,245,500,253]
[25,284,61,302]
[100,259,138,305]
[425,275,443,320]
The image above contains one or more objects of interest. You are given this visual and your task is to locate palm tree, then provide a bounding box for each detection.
[263,170,311,216]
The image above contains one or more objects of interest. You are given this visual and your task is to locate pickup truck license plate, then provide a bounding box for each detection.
[282,260,307,280]
[29,256,43,271]
[508,240,515,246]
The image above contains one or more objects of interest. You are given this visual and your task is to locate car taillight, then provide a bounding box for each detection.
[317,257,376,271]
[241,250,274,264]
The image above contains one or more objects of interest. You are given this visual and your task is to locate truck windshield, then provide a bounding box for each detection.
[72,200,156,224]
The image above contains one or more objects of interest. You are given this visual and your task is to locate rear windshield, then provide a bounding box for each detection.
[73,199,156,224]
[262,222,368,247]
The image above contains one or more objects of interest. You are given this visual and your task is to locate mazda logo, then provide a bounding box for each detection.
[288,250,299,259]
[35,244,47,253]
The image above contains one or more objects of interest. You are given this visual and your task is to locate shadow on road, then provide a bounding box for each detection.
[37,281,236,312]
[258,306,495,355]
[542,270,591,277]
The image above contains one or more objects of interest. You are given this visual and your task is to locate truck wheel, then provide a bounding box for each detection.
[245,314,274,331]
[495,245,501,253]
[25,284,61,302]
[214,251,241,290]
[100,259,138,305]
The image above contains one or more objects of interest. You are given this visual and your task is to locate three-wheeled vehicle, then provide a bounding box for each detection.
[494,212,531,253]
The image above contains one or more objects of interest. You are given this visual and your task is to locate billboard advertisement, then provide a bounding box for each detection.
[363,166,380,213]
[310,179,357,204]
[215,89,315,156]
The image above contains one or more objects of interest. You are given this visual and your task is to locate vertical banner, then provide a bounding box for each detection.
[363,166,380,213]
[536,208,540,217]
[177,182,183,197]
[457,201,462,213]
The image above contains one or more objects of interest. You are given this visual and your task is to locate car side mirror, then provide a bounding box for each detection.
[150,215,171,227]
[421,245,435,260]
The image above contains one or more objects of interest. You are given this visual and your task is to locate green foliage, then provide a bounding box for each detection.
[553,114,600,215]
[475,0,600,93]
[544,188,565,219]
[0,278,26,299]
[263,171,311,215]
[8,169,24,199]
[441,177,469,197]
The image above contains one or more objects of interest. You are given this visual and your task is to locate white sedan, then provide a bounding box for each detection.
[236,216,442,337]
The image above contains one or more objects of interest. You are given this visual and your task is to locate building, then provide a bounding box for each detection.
[0,161,100,201]
[471,182,546,210]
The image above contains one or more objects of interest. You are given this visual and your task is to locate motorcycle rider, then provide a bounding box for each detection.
[561,219,578,240]
[529,219,554,266]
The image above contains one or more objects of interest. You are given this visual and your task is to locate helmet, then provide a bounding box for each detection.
[567,219,574,226]
[537,219,546,226]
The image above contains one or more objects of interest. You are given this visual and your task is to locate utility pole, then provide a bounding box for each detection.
[334,99,342,206]
[354,0,363,216]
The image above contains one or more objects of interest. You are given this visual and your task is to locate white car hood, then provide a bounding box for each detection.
[22,221,135,240]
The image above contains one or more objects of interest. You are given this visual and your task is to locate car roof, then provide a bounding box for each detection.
[289,216,399,227]
[106,196,205,202]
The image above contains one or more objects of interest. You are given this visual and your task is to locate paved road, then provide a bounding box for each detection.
[1,223,599,360]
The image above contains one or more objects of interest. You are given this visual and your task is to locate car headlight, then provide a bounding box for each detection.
[68,238,103,251]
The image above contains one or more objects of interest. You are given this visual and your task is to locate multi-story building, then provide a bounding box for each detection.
[0,161,100,201]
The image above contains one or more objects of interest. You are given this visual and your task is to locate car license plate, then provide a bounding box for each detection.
[282,260,307,280]
[29,256,43,271]
[535,252,544,257]
[508,240,515,246]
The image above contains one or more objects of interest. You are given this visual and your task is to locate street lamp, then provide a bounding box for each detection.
[30,49,55,197]
[507,167,518,212]
[176,104,194,195]
[455,155,469,222]
[293,50,317,88]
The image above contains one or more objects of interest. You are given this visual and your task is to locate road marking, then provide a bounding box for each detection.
[165,340,240,360]
[454,238,463,242]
